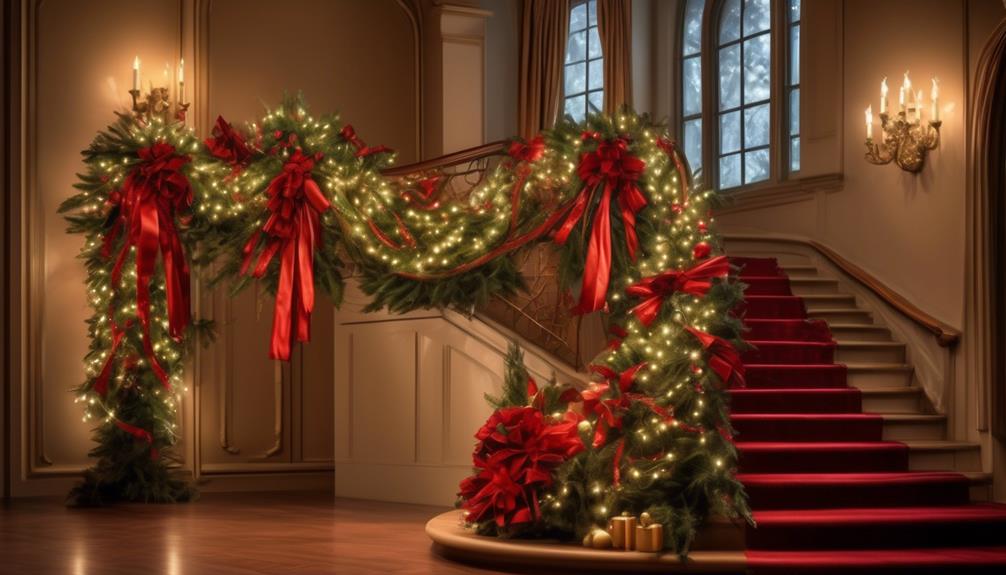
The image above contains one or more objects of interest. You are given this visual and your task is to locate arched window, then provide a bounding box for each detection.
[787,0,801,172]
[564,0,603,122]
[679,0,801,190]
[716,0,771,189]
[681,0,706,175]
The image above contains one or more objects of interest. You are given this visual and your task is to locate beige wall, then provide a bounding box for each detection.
[7,0,422,496]
[710,0,1004,331]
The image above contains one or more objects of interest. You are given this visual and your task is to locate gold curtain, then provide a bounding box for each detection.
[597,0,632,115]
[518,0,570,138]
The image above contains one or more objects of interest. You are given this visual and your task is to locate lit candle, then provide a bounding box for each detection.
[900,71,911,113]
[916,90,924,123]
[865,105,873,140]
[132,56,140,91]
[931,77,939,122]
[177,59,184,102]
[880,77,888,115]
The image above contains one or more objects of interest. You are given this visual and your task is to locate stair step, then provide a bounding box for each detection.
[746,546,1006,574]
[807,308,874,324]
[739,472,972,510]
[744,341,836,365]
[827,323,893,341]
[788,277,841,295]
[801,294,858,311]
[907,440,983,472]
[846,363,914,389]
[729,388,862,414]
[779,264,819,278]
[732,414,884,442]
[747,504,1006,550]
[736,441,982,474]
[859,386,925,414]
[880,414,947,441]
[836,341,906,363]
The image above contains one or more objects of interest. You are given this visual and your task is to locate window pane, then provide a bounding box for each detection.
[789,88,800,135]
[683,0,706,56]
[588,0,597,26]
[719,0,741,44]
[790,136,801,172]
[744,104,770,148]
[743,0,771,36]
[683,57,702,117]
[565,95,586,122]
[743,34,771,103]
[719,45,741,110]
[565,62,586,95]
[790,25,800,84]
[789,0,801,21]
[570,2,587,32]
[744,149,770,183]
[588,90,603,114]
[588,58,603,90]
[684,119,703,172]
[720,153,742,188]
[588,26,602,59]
[720,110,741,154]
[566,30,586,64]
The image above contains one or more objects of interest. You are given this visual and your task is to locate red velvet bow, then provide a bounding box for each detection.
[459,407,583,527]
[581,362,647,449]
[554,138,647,315]
[240,149,331,361]
[339,124,393,158]
[205,115,253,168]
[626,255,731,326]
[685,326,745,388]
[508,135,545,163]
[105,142,192,389]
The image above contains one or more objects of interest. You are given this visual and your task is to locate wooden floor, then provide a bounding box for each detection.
[0,491,521,575]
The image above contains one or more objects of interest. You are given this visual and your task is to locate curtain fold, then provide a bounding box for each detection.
[518,0,570,138]
[597,0,632,115]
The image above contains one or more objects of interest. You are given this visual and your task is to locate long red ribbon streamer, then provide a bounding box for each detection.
[240,149,330,361]
[106,142,193,390]
[554,137,647,315]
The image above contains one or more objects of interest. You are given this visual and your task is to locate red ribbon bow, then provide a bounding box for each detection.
[581,363,647,449]
[205,115,253,169]
[626,256,731,326]
[459,407,584,527]
[685,326,745,389]
[240,149,331,361]
[554,138,647,315]
[105,142,192,389]
[339,124,393,158]
[507,135,545,163]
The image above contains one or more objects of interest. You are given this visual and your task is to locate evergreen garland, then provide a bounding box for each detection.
[59,112,213,505]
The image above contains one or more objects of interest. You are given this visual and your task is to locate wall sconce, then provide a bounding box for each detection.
[864,72,941,173]
[128,56,189,123]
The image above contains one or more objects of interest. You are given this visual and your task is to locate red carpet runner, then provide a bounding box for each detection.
[731,257,1006,574]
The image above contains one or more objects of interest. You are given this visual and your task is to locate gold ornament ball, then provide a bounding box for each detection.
[639,512,652,527]
[591,529,613,549]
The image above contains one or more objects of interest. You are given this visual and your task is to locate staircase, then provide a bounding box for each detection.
[731,256,1006,574]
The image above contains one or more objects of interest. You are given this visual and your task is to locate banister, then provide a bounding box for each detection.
[381,140,509,177]
[725,234,962,347]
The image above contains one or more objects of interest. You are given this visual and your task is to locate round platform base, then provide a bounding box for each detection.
[426,511,746,574]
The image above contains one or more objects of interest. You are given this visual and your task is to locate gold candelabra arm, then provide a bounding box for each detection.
[129,86,189,124]
[863,111,941,173]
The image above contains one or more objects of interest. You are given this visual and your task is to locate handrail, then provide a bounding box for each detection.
[725,234,962,347]
[381,140,509,177]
